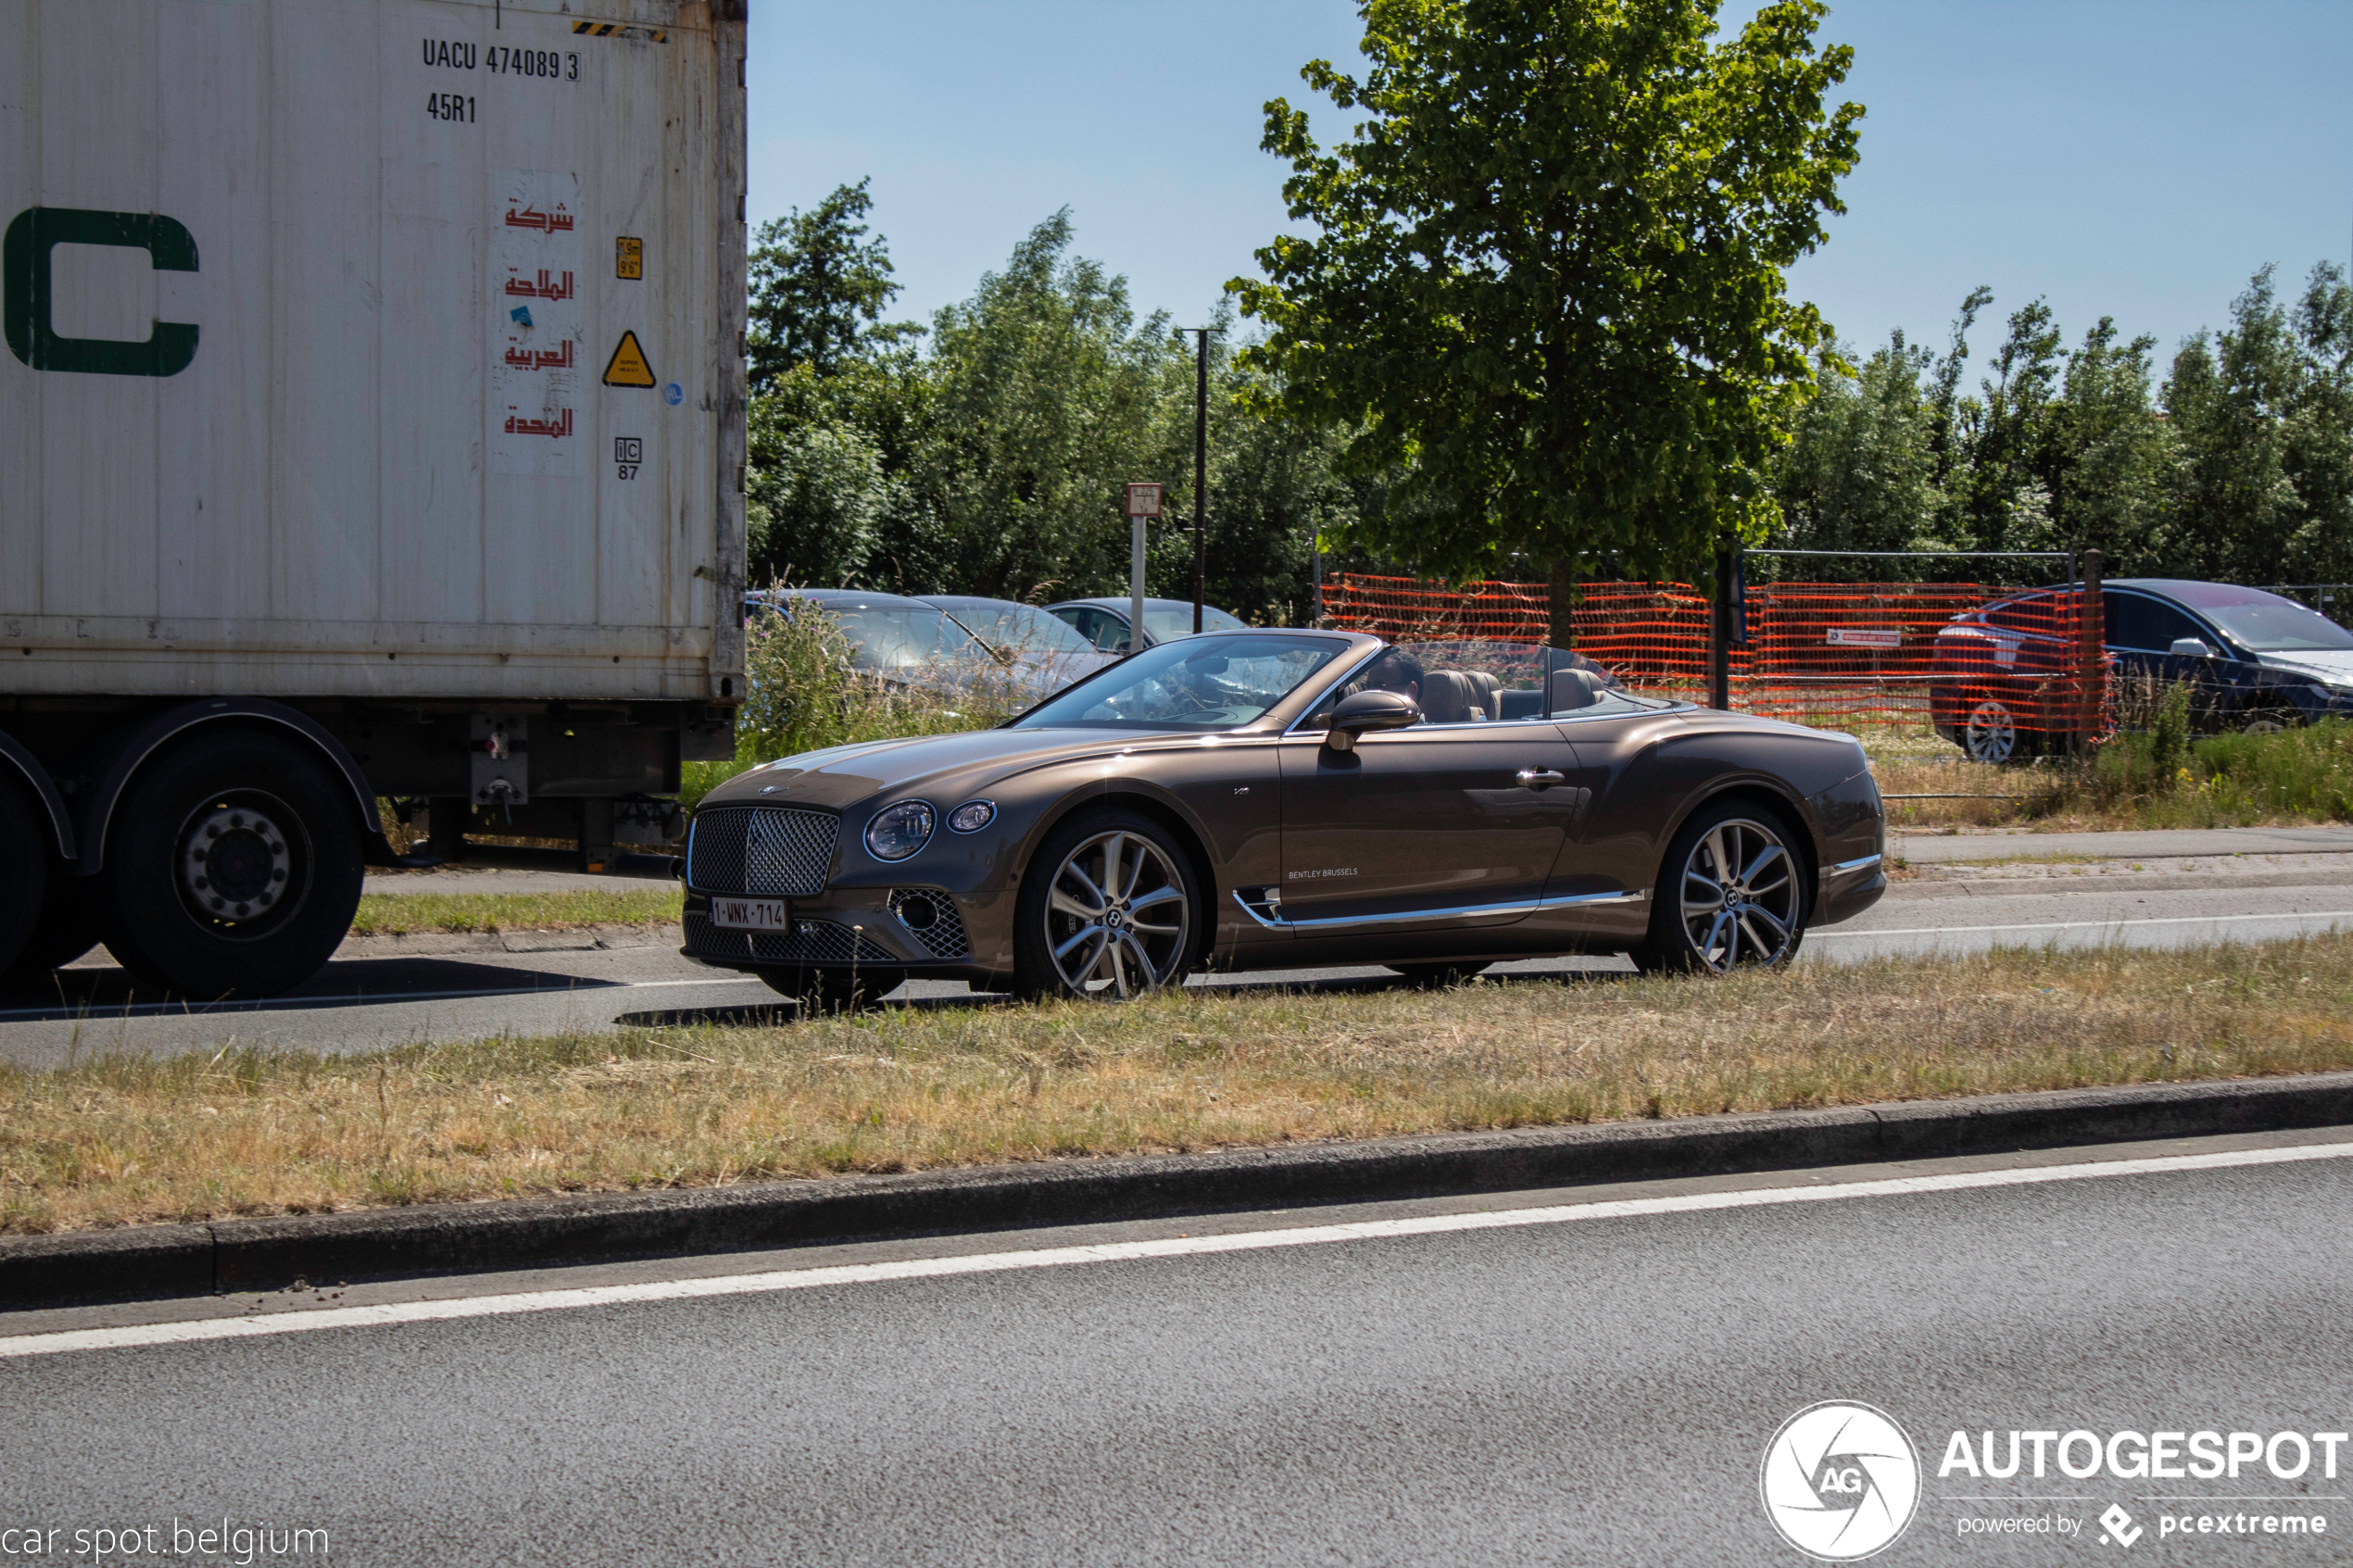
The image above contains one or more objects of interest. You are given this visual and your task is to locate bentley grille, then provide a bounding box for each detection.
[687,806,837,896]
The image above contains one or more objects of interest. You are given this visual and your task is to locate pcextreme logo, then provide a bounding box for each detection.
[1761,1401,1922,1561]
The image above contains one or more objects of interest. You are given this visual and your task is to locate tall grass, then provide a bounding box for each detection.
[682,596,1027,807]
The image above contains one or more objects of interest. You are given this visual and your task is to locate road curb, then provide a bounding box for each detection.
[8,1071,2353,1311]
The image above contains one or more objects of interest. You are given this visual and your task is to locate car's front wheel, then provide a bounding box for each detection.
[1633,803,1808,975]
[1014,809,1198,1001]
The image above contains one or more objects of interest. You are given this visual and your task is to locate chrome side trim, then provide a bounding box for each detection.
[1826,853,1884,876]
[1230,885,1643,932]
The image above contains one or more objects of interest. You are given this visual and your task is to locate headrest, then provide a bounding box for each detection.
[1419,669,1476,725]
[1549,667,1605,712]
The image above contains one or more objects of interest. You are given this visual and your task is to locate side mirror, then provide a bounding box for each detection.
[1322,689,1420,752]
[2170,637,2217,659]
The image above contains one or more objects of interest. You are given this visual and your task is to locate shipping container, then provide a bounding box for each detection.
[0,0,748,995]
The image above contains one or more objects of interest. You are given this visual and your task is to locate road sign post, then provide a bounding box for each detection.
[1124,482,1162,654]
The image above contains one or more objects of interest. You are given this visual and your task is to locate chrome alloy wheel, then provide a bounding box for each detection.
[1042,828,1191,998]
[1677,817,1801,973]
[1963,698,2020,764]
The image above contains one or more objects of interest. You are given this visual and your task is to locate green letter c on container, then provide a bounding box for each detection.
[4,207,199,376]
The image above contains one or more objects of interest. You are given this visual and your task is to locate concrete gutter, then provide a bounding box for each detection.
[7,1072,2352,1312]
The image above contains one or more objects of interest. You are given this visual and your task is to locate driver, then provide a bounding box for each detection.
[1359,648,1424,709]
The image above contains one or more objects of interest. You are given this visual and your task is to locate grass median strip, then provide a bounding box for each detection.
[347,888,685,936]
[7,932,2353,1236]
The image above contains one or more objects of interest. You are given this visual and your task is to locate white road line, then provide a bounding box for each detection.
[8,1140,2350,1361]
[0,974,761,1024]
[1815,910,2353,940]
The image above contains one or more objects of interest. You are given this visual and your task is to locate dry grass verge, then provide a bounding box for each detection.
[346,889,684,936]
[7,934,2353,1235]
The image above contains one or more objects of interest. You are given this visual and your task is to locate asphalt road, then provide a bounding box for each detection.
[4,826,2349,1067]
[6,1127,2350,1565]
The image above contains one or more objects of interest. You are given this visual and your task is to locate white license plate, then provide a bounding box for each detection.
[711,897,788,932]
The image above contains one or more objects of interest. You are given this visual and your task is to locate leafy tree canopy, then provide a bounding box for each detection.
[1231,0,1862,590]
[747,178,914,392]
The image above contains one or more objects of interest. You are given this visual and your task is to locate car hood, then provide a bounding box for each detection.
[2256,649,2353,685]
[698,727,1213,812]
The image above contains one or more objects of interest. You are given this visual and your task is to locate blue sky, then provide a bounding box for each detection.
[748,1,2353,370]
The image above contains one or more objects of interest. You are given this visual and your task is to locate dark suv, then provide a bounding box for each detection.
[1930,579,2353,762]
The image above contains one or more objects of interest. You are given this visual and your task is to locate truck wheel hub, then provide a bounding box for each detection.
[181,805,293,922]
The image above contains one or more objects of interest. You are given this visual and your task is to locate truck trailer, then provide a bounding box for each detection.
[0,0,748,995]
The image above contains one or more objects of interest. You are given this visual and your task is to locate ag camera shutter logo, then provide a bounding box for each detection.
[1760,1401,1921,1560]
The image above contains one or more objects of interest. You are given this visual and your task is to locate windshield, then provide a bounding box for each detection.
[2202,599,2353,653]
[926,598,1097,656]
[828,607,965,671]
[1142,604,1248,640]
[1012,633,1351,732]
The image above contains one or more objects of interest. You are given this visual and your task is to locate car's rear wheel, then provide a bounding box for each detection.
[761,967,907,1015]
[1960,698,2028,764]
[1633,803,1807,975]
[2240,710,2293,735]
[1385,961,1491,988]
[1014,809,1198,1001]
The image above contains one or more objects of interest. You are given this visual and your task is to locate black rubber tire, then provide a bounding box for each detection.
[1384,960,1492,988]
[759,967,908,1015]
[1630,798,1811,976]
[1012,808,1202,1002]
[94,731,365,998]
[0,781,45,978]
[6,871,105,977]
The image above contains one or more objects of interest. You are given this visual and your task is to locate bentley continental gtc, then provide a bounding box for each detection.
[680,631,1888,1008]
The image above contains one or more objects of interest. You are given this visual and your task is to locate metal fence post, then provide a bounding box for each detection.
[1710,546,1733,710]
[2078,548,2105,750]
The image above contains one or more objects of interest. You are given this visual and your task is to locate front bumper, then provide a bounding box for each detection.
[679,884,996,978]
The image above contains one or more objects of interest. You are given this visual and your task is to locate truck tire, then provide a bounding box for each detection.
[95,731,365,997]
[0,782,44,978]
[6,872,104,978]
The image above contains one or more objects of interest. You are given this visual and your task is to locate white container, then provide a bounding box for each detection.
[0,0,748,702]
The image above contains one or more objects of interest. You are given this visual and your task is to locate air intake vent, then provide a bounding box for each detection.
[889,888,971,960]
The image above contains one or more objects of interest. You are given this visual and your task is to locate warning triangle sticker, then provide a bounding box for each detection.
[602,331,656,388]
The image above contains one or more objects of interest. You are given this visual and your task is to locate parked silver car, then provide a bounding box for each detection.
[1046,596,1250,653]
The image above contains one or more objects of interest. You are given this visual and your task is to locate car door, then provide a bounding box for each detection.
[2106,589,2228,720]
[1275,700,1581,934]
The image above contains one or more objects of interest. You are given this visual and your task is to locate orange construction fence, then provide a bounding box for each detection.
[1322,572,2106,738]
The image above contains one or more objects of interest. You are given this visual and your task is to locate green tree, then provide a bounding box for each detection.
[1771,332,1945,566]
[746,179,911,393]
[1232,0,1862,637]
[916,210,1177,598]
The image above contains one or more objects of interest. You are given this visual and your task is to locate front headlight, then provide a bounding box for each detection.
[864,800,936,861]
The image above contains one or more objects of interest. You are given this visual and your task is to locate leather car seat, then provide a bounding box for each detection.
[1464,671,1502,721]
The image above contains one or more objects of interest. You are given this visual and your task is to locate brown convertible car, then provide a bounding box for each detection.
[681,630,1886,1008]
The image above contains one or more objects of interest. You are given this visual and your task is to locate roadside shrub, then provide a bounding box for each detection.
[680,593,1027,806]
